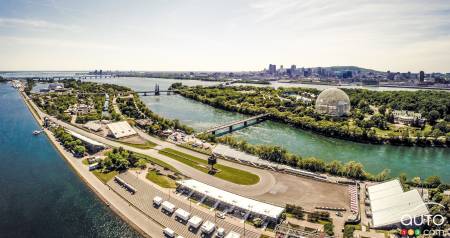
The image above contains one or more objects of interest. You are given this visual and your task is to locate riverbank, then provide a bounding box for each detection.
[19,90,162,238]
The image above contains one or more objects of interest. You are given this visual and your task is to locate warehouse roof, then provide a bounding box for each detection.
[67,130,105,147]
[177,179,284,219]
[107,121,137,138]
[368,180,429,228]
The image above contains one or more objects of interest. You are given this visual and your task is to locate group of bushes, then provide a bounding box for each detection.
[53,126,86,156]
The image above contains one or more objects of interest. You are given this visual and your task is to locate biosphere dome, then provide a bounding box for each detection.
[315,88,351,116]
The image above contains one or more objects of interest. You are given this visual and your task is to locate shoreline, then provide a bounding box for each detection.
[19,90,155,238]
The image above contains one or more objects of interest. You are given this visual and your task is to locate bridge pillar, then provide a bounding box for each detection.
[212,131,216,135]
[244,121,248,127]
[229,125,233,132]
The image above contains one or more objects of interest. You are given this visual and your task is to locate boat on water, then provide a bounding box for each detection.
[32,129,44,135]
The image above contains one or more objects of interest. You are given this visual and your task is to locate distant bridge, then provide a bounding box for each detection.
[200,113,270,136]
[19,75,118,81]
[135,90,178,96]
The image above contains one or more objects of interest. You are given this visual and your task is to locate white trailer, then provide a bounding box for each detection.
[187,215,203,229]
[200,220,216,234]
[224,231,241,238]
[88,162,100,171]
[153,196,163,206]
[163,227,175,237]
[161,201,176,213]
[174,208,191,221]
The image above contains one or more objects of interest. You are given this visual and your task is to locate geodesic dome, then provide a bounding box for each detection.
[315,88,351,116]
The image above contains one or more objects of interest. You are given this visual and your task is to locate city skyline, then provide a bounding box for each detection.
[0,0,449,72]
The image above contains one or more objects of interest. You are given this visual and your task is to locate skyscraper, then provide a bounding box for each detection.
[268,64,277,75]
[419,71,425,82]
[290,65,297,77]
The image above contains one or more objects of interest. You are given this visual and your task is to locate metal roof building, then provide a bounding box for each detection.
[177,179,284,220]
[107,121,137,138]
[67,129,106,153]
[367,179,429,228]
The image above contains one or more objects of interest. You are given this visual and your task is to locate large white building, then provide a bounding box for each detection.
[366,179,429,229]
[177,179,284,221]
[107,121,137,139]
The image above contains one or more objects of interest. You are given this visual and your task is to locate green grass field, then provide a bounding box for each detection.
[159,148,259,185]
[119,140,157,149]
[146,170,177,188]
[133,152,179,173]
[92,170,118,183]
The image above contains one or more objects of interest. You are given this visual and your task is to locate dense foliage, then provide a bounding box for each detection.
[53,126,86,156]
[178,85,450,146]
[98,147,147,172]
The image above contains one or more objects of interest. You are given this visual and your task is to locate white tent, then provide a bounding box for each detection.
[107,121,137,138]
[367,180,429,228]
[177,179,284,220]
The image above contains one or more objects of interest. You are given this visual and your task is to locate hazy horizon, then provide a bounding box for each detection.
[1,0,449,72]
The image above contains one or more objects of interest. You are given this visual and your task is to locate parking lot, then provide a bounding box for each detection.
[107,172,260,238]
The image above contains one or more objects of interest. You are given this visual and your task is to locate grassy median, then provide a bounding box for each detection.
[93,170,118,184]
[119,140,157,149]
[146,170,177,188]
[159,148,259,185]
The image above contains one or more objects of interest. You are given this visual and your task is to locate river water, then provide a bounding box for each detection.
[0,83,140,237]
[80,77,450,182]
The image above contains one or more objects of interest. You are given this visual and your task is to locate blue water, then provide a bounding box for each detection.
[0,83,140,238]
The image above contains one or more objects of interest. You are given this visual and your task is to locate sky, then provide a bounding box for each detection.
[0,0,449,72]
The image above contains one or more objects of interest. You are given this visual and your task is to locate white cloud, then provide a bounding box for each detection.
[0,18,80,31]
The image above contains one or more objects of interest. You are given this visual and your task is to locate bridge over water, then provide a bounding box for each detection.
[199,113,270,136]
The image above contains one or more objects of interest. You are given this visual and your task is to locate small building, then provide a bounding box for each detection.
[392,110,426,126]
[135,119,153,127]
[107,121,137,139]
[76,104,96,115]
[67,130,106,153]
[83,121,103,132]
[48,83,64,91]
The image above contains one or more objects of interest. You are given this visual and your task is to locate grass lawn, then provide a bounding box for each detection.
[176,143,212,155]
[159,148,259,185]
[92,170,118,184]
[133,152,179,173]
[119,140,157,149]
[146,170,177,188]
[82,158,89,165]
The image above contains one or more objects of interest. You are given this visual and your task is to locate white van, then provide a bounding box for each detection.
[187,215,203,229]
[153,196,163,206]
[200,220,216,234]
[163,227,175,237]
[161,201,176,214]
[174,208,191,222]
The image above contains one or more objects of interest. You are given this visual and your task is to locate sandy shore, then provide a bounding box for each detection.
[19,90,162,238]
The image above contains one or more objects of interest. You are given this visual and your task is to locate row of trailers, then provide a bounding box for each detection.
[153,196,240,238]
[114,176,137,194]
